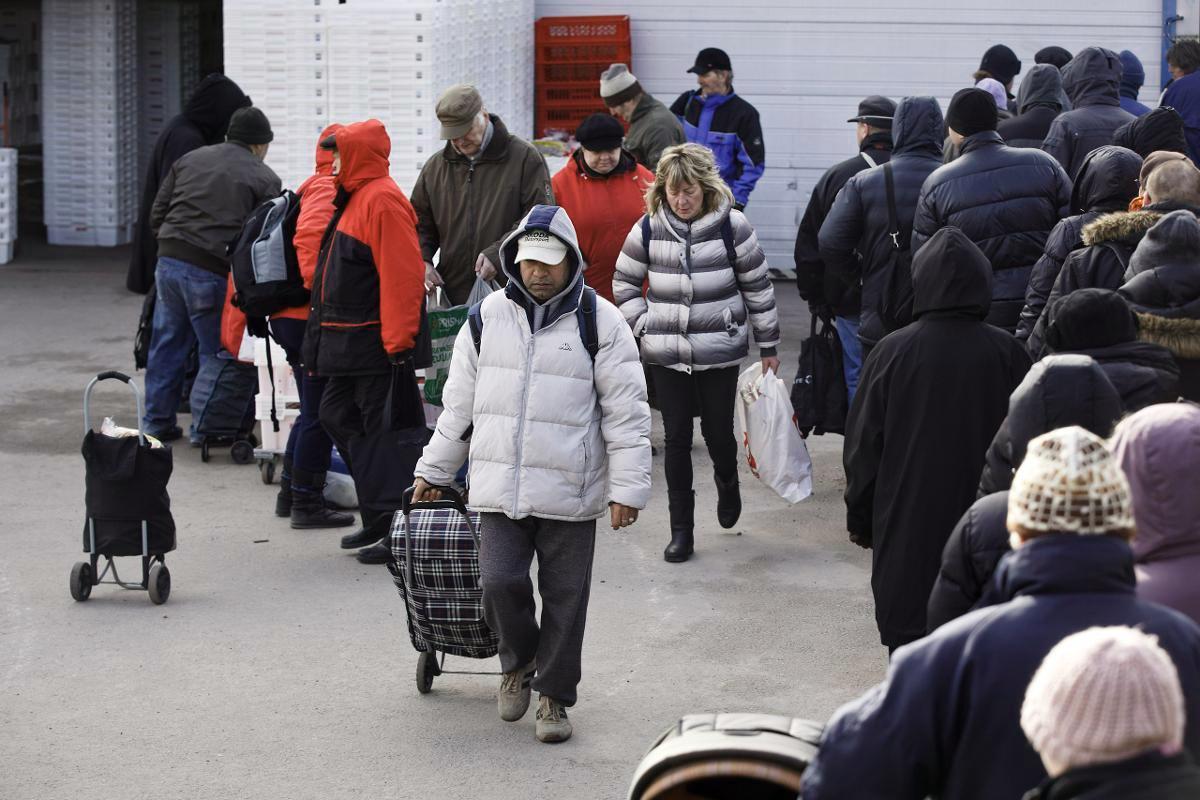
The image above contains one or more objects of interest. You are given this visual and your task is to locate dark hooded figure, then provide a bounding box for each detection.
[926,355,1124,632]
[1043,288,1181,409]
[127,74,251,295]
[819,96,944,352]
[1119,209,1200,401]
[1042,47,1137,178]
[1112,105,1189,158]
[1035,45,1074,71]
[843,227,1030,652]
[997,64,1066,148]
[1119,49,1152,117]
[1015,145,1142,343]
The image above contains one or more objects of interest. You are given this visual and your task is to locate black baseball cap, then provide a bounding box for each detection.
[847,95,897,127]
[320,133,338,150]
[687,47,732,74]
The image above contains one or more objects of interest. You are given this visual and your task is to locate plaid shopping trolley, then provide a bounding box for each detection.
[388,487,499,694]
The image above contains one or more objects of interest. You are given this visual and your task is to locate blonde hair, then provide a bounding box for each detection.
[646,143,734,217]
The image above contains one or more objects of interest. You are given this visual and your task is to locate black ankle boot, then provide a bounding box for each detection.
[275,457,293,518]
[290,468,355,529]
[715,473,741,529]
[664,490,695,563]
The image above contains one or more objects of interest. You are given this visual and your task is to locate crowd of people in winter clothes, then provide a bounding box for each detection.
[120,33,1200,791]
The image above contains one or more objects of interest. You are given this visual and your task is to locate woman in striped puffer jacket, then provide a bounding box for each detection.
[614,143,781,563]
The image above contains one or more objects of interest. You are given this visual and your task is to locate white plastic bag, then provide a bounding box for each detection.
[735,363,813,503]
[466,276,500,307]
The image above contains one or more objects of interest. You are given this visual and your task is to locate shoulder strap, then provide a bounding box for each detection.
[884,162,902,250]
[1099,240,1131,273]
[576,286,599,363]
[720,215,738,266]
[641,215,652,256]
[468,301,485,354]
[860,151,877,169]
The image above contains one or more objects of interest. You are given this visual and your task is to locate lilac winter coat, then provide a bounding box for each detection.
[1110,403,1200,624]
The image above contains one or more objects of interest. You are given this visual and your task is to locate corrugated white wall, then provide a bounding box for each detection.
[535,0,1165,275]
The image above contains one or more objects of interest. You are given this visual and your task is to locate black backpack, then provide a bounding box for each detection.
[468,286,600,363]
[878,163,916,333]
[228,190,309,336]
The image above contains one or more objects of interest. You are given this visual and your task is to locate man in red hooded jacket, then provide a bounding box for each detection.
[302,119,427,562]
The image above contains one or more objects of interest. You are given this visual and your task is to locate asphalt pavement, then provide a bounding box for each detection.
[0,242,884,799]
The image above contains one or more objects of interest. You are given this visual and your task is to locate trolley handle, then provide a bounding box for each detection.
[84,371,147,446]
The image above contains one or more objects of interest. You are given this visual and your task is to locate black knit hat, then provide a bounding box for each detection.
[1035,46,1074,70]
[226,106,273,145]
[575,113,624,151]
[980,44,1022,85]
[1045,289,1139,352]
[1129,209,1200,277]
[947,88,999,136]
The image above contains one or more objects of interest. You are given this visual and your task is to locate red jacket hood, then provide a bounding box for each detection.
[332,119,390,192]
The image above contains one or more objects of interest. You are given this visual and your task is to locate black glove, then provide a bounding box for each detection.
[849,531,873,550]
[388,349,414,366]
[808,302,835,323]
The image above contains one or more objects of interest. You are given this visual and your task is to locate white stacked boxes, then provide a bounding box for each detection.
[0,4,42,148]
[137,0,184,181]
[253,337,299,454]
[42,0,139,246]
[0,148,16,263]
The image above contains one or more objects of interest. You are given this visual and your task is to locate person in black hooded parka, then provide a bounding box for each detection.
[926,354,1124,632]
[1112,105,1190,159]
[997,64,1065,149]
[126,74,251,295]
[1041,288,1180,409]
[843,226,1030,651]
[819,96,944,352]
[1042,47,1136,179]
[1015,145,1142,344]
[912,88,1072,333]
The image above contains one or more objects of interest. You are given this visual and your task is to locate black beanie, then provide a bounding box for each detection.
[947,88,999,136]
[980,44,1022,85]
[1035,46,1073,71]
[1045,289,1138,352]
[226,106,274,145]
[575,113,624,151]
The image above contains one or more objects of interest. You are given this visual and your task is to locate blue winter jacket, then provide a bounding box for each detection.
[670,90,765,206]
[801,534,1200,800]
[1163,71,1200,167]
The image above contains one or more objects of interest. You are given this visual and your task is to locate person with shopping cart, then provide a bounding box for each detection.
[411,204,652,743]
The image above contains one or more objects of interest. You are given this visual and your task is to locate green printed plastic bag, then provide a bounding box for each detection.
[423,302,468,407]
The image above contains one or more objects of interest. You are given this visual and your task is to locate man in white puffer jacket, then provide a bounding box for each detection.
[413,205,651,744]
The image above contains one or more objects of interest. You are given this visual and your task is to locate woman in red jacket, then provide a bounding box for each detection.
[551,114,653,303]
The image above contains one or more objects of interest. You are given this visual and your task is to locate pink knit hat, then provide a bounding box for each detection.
[1021,626,1185,773]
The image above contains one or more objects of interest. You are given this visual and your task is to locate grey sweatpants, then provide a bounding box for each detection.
[478,513,597,707]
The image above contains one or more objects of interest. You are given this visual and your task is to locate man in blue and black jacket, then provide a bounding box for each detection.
[671,48,765,210]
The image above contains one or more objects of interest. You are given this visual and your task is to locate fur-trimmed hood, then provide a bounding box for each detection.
[1081,209,1162,246]
[1135,313,1200,358]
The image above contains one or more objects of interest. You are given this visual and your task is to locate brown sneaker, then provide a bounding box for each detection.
[497,662,535,722]
[535,695,572,743]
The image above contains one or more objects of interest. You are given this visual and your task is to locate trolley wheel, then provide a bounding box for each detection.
[230,439,255,465]
[200,441,210,463]
[416,651,439,694]
[70,561,92,602]
[260,460,276,485]
[148,562,171,605]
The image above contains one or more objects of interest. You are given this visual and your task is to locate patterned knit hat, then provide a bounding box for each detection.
[1007,427,1134,534]
[1022,626,1184,773]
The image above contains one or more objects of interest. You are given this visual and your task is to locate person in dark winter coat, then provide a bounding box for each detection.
[1025,157,1200,356]
[976,43,1023,111]
[1119,209,1200,401]
[843,227,1030,651]
[819,96,943,354]
[805,427,1200,800]
[1021,626,1200,800]
[1015,145,1142,344]
[1043,47,1136,178]
[1041,289,1180,409]
[998,64,1066,149]
[1113,106,1189,159]
[926,356,1123,632]
[1118,49,1152,117]
[1111,404,1200,626]
[671,48,766,208]
[796,95,894,401]
[1162,38,1200,166]
[913,88,1072,333]
[127,74,251,295]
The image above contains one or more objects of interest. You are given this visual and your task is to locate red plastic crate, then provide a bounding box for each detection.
[538,85,602,105]
[535,15,630,47]
[535,15,632,138]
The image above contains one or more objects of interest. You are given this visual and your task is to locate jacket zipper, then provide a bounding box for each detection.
[466,161,477,266]
[579,437,590,499]
[511,323,535,518]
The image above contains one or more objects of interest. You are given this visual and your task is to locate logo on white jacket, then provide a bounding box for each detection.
[558,342,573,352]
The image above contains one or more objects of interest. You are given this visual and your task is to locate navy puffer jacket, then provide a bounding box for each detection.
[802,534,1200,800]
[912,131,1072,332]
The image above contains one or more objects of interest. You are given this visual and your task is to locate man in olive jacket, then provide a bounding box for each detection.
[600,63,684,171]
[411,85,554,306]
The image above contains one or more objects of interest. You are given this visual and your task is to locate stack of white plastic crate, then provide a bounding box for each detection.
[252,338,300,454]
[0,148,16,264]
[42,0,139,246]
[223,0,534,193]
[137,0,183,181]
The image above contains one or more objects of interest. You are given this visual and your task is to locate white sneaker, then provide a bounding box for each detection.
[497,662,535,722]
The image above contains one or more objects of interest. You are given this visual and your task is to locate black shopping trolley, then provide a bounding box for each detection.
[71,371,176,605]
[388,487,499,694]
